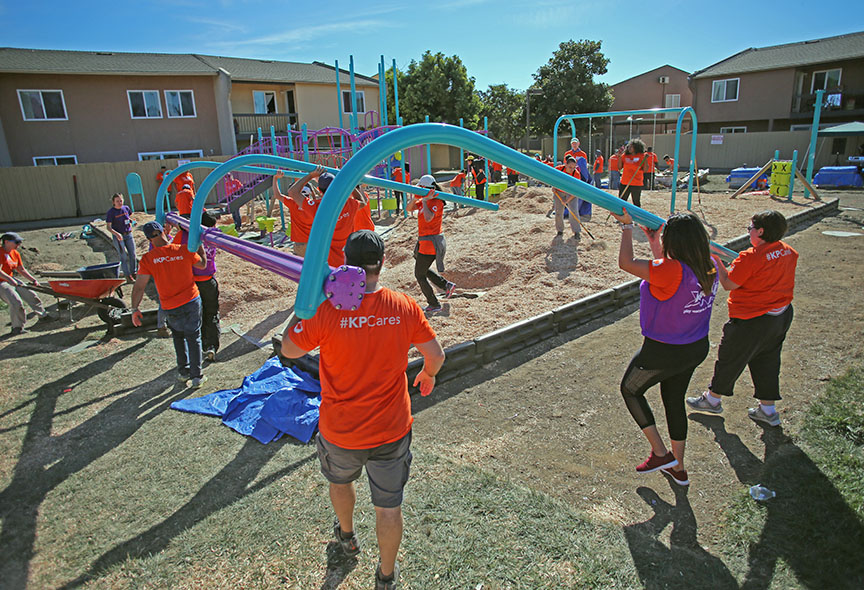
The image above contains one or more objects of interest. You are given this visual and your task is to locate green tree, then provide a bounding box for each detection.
[529,39,613,137]
[478,84,526,148]
[386,51,481,128]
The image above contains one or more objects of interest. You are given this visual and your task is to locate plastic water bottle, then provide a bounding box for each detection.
[749,484,776,501]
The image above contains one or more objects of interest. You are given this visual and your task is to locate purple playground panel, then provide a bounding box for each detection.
[166,212,366,309]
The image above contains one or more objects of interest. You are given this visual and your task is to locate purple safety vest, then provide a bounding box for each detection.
[639,259,718,345]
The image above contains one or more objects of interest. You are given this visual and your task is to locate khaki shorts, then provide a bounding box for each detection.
[316,431,413,508]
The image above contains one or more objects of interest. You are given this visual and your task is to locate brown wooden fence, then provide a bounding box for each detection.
[0,156,230,223]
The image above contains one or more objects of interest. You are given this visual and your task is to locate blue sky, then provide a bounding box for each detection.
[1,0,862,90]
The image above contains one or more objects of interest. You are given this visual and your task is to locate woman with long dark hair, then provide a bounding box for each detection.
[611,209,719,486]
[618,139,651,207]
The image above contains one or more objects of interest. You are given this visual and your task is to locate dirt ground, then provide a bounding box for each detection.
[1,181,862,587]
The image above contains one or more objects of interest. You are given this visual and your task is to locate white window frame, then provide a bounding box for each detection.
[719,126,747,133]
[127,90,163,119]
[253,90,277,114]
[164,90,197,118]
[342,90,366,114]
[811,68,842,93]
[137,149,203,161]
[17,89,68,121]
[664,93,681,108]
[711,78,740,103]
[32,155,78,166]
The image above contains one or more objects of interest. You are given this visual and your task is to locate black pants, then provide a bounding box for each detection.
[414,252,448,307]
[709,305,794,401]
[619,183,642,207]
[621,336,709,441]
[507,173,519,186]
[393,191,403,214]
[197,277,221,353]
[644,172,655,191]
[474,182,486,201]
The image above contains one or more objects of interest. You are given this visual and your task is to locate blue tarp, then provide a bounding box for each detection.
[171,357,322,444]
[813,166,863,188]
[726,167,769,189]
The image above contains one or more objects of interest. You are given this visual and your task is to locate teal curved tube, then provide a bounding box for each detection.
[295,122,738,319]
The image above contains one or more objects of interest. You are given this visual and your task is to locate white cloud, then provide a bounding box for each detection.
[206,19,390,52]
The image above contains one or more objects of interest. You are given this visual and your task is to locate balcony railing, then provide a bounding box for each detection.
[234,113,298,135]
[791,88,864,115]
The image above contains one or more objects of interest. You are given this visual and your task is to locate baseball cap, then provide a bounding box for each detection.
[317,172,336,192]
[344,230,384,266]
[417,174,436,188]
[300,185,313,197]
[141,221,164,239]
[181,184,191,190]
[571,137,580,143]
[595,149,602,154]
[565,155,577,163]
[1,232,23,244]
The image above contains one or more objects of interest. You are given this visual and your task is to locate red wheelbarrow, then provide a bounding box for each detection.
[29,278,128,325]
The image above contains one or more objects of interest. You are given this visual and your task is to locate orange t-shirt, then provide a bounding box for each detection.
[225,178,243,196]
[666,158,675,171]
[490,161,503,172]
[564,148,587,162]
[173,172,195,192]
[175,188,195,215]
[450,172,466,188]
[620,153,646,187]
[285,196,321,244]
[506,167,518,176]
[392,168,410,184]
[353,197,375,232]
[727,241,798,319]
[416,193,444,256]
[156,171,166,185]
[1,249,22,282]
[646,152,660,170]
[554,163,580,180]
[593,156,604,173]
[288,287,437,449]
[609,154,619,172]
[138,243,201,310]
[328,198,362,267]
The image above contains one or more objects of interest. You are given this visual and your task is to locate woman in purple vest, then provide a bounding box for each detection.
[610,208,719,486]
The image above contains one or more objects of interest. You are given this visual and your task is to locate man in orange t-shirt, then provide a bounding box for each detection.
[687,210,798,427]
[407,175,456,312]
[506,166,519,186]
[273,167,324,257]
[131,221,208,388]
[317,171,368,267]
[391,163,410,214]
[592,150,604,188]
[281,230,445,588]
[564,137,588,163]
[173,171,195,193]
[175,184,195,216]
[644,147,661,190]
[0,232,45,335]
[552,156,584,241]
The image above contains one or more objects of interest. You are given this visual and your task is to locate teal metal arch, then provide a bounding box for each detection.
[552,107,699,212]
[295,123,736,319]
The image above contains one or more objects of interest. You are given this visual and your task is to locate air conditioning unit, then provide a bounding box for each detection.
[658,76,670,84]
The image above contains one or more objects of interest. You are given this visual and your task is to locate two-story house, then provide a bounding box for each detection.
[689,31,864,134]
[0,48,379,167]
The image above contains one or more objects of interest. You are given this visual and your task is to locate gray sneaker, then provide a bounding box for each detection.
[186,375,208,389]
[375,562,399,590]
[748,405,781,427]
[333,519,360,557]
[686,392,724,414]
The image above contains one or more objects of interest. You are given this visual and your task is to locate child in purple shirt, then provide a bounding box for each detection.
[105,193,137,280]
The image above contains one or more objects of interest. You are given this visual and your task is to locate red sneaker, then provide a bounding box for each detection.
[635,451,678,474]
[662,467,690,486]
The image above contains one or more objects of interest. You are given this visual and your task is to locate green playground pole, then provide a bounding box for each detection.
[804,89,824,199]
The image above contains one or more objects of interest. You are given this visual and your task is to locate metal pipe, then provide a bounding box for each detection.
[335,59,344,131]
[805,89,824,198]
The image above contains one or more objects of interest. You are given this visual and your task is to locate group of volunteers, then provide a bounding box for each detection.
[611,206,798,486]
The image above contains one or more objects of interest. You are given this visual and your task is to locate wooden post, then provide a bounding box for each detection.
[795,169,821,201]
[730,160,773,199]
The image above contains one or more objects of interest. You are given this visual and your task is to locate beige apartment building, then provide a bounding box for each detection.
[0,48,379,167]
[689,31,864,134]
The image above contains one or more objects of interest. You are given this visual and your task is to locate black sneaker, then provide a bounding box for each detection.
[333,519,360,557]
[375,562,399,590]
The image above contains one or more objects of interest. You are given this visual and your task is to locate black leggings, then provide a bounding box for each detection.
[620,337,709,441]
[619,183,642,207]
[414,252,448,307]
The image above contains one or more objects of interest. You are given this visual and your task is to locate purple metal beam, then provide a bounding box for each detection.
[166,212,366,310]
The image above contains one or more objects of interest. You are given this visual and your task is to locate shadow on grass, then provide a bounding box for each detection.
[0,323,106,361]
[0,342,187,590]
[59,441,316,589]
[320,542,359,590]
[623,484,737,589]
[215,308,293,364]
[689,414,864,589]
